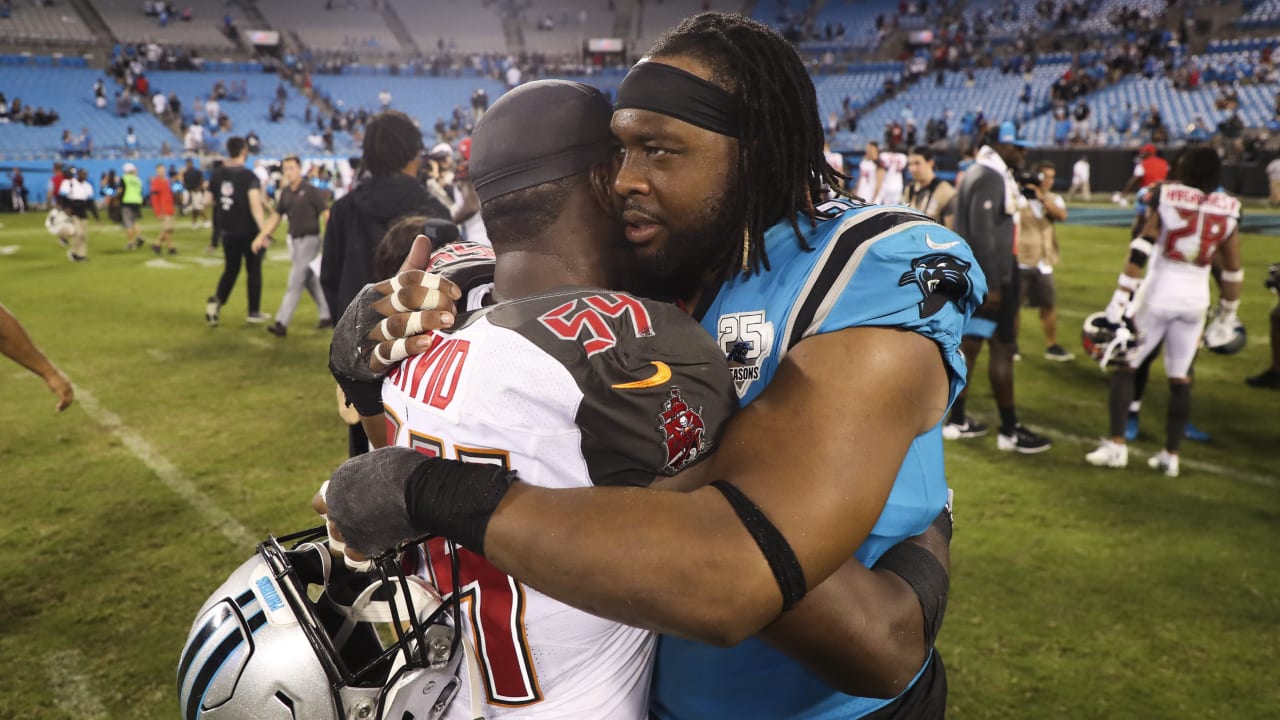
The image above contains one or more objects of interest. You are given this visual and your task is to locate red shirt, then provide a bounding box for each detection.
[150,176,175,216]
[1139,156,1169,188]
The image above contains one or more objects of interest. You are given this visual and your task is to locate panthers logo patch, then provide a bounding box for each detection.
[899,253,973,318]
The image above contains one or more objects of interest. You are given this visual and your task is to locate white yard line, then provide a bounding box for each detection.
[43,651,107,720]
[73,384,254,547]
[1005,422,1280,490]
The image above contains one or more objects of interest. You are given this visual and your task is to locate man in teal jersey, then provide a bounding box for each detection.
[327,12,983,718]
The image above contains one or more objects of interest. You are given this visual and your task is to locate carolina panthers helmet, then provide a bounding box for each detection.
[45,208,74,241]
[1203,317,1247,355]
[1082,312,1138,368]
[177,526,467,720]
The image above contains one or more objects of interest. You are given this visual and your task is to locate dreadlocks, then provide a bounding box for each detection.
[648,12,851,278]
[362,110,424,179]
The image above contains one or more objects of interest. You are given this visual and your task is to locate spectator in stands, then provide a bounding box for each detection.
[471,87,488,120]
[320,110,450,456]
[0,94,7,123]
[125,127,139,158]
[152,90,168,118]
[245,130,261,155]
[1016,161,1071,362]
[205,95,220,124]
[1067,156,1090,202]
[268,96,284,122]
[183,123,203,155]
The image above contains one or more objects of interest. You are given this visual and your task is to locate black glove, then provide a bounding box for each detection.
[329,284,387,417]
[326,446,517,557]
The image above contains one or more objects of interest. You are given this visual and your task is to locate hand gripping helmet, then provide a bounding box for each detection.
[177,526,467,720]
[1203,305,1248,355]
[1082,312,1138,368]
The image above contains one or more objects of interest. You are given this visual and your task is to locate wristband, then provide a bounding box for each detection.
[404,459,517,557]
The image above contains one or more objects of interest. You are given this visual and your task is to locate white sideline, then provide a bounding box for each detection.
[44,650,107,720]
[73,384,254,547]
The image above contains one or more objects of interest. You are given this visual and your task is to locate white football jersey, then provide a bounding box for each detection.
[877,152,908,205]
[1142,183,1241,313]
[381,286,735,720]
[856,157,879,202]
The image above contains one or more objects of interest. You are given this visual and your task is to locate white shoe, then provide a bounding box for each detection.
[245,312,270,324]
[1085,440,1128,468]
[205,297,220,327]
[1148,449,1180,477]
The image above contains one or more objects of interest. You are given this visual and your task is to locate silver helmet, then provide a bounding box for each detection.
[177,526,465,720]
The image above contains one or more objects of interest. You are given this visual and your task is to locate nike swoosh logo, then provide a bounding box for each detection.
[925,235,960,251]
[612,361,672,390]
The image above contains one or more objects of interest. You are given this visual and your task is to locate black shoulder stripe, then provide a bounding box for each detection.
[787,210,931,350]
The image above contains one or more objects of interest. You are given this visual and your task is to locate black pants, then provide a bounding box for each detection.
[214,232,262,314]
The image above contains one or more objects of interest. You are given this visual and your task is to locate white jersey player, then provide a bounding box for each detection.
[1087,147,1244,477]
[876,149,908,206]
[855,141,883,203]
[379,250,736,719]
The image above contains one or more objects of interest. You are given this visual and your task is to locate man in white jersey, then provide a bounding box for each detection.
[855,141,883,203]
[1087,147,1244,477]
[876,145,909,205]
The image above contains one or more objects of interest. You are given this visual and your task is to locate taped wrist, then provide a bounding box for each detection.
[330,283,390,384]
[875,540,949,647]
[325,446,433,557]
[404,458,517,557]
[711,480,807,611]
[1128,237,1153,268]
[330,358,385,417]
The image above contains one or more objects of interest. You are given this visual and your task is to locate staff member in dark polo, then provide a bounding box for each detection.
[254,156,333,338]
[947,121,1052,454]
[204,136,268,327]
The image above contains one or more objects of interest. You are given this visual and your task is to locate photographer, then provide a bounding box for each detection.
[1017,161,1071,361]
[1247,263,1280,389]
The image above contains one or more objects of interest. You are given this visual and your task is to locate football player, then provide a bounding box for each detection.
[328,13,980,719]
[1086,147,1244,477]
[1121,159,1212,442]
[329,76,958,718]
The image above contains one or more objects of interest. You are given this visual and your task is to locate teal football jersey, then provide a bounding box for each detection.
[652,200,986,720]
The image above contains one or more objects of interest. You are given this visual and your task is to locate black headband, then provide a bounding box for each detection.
[614,61,741,138]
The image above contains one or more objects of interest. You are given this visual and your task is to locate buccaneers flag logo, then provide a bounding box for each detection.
[657,387,706,473]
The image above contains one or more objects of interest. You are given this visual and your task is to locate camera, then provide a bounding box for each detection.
[1017,170,1042,199]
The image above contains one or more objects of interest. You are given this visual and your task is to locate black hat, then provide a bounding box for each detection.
[469,80,614,203]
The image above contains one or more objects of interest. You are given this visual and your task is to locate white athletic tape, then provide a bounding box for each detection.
[390,275,404,293]
[420,288,441,310]
[388,338,409,363]
[389,292,411,313]
[406,311,425,336]
[373,343,393,368]
[378,317,394,341]
[419,272,443,289]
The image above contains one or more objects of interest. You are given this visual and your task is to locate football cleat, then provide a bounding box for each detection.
[205,297,220,327]
[1085,440,1128,468]
[942,418,989,440]
[997,424,1052,454]
[1148,449,1180,477]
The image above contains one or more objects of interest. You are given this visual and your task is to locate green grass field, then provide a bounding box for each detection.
[0,209,1276,719]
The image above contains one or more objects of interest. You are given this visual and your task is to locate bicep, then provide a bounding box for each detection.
[695,327,949,585]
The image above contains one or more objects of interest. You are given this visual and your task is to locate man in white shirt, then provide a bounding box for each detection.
[1067,156,1090,201]
[59,168,95,262]
[1267,156,1280,207]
